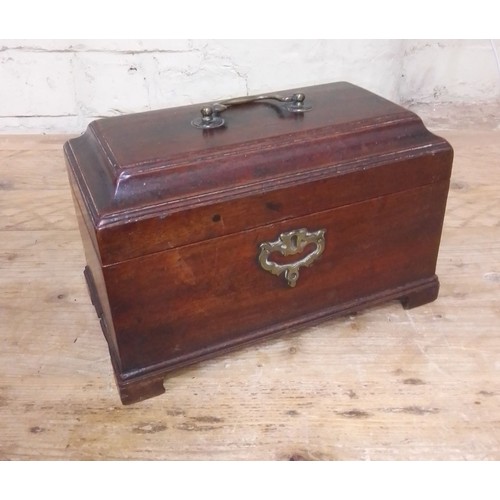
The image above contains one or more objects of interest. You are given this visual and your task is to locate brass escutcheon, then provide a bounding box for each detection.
[258,228,326,287]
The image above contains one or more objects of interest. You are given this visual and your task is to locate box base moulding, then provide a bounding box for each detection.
[85,265,438,404]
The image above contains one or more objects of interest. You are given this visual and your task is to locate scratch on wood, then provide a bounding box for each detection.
[166,408,186,417]
[403,378,426,385]
[284,449,333,461]
[29,426,45,434]
[483,272,500,282]
[176,422,220,432]
[405,310,418,333]
[190,415,224,423]
[336,409,371,419]
[132,423,167,434]
[0,180,14,190]
[381,406,440,415]
[264,424,277,432]
[450,180,469,191]
[478,390,495,397]
[413,337,449,377]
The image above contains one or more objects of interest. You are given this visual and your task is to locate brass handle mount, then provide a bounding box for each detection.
[191,92,312,129]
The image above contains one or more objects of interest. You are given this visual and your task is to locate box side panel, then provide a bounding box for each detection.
[66,165,122,371]
[103,180,449,377]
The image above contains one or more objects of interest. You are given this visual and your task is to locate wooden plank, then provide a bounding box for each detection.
[0,131,499,460]
[0,135,73,150]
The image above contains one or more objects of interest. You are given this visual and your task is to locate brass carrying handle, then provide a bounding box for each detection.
[191,92,312,129]
[258,228,326,287]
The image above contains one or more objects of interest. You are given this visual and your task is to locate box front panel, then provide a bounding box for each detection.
[104,181,449,376]
[97,149,453,265]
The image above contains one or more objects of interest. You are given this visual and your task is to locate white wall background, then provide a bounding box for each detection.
[1,39,499,133]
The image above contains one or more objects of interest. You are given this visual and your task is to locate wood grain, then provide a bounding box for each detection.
[1,131,499,459]
[65,83,453,404]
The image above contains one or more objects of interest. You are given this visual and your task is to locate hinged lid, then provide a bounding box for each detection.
[64,82,452,233]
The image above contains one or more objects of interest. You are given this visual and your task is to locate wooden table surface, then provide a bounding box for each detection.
[1,131,499,460]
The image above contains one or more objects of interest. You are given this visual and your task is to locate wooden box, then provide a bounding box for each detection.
[64,82,453,404]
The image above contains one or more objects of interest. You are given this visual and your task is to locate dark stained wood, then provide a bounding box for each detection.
[115,372,166,405]
[95,152,452,265]
[104,181,448,376]
[64,82,451,230]
[400,278,440,310]
[64,82,453,404]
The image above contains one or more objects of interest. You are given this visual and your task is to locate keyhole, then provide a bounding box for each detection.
[290,234,298,250]
[286,269,299,287]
